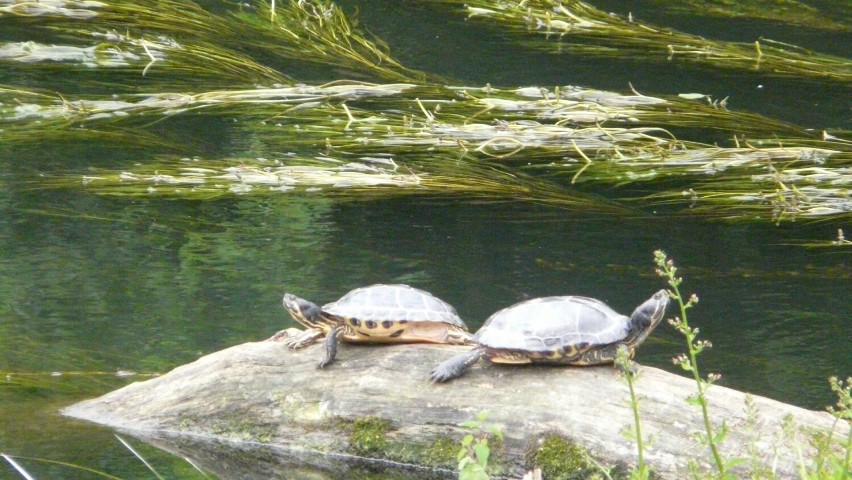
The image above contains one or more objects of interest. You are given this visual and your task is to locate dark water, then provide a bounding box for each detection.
[1,0,850,478]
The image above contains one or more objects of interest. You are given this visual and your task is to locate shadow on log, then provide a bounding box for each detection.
[63,341,848,479]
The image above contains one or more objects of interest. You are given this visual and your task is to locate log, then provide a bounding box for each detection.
[62,340,848,479]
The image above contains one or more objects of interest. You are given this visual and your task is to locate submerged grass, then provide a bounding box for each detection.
[0,0,427,88]
[1,435,211,480]
[2,80,848,222]
[437,0,852,82]
[645,0,850,32]
[51,153,631,216]
[0,0,848,226]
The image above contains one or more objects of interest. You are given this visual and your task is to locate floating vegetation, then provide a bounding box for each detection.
[438,0,852,82]
[0,331,157,395]
[2,82,810,140]
[0,0,426,87]
[61,154,630,216]
[3,79,848,222]
[649,160,852,223]
[0,82,415,123]
[78,156,423,198]
[0,0,848,226]
[0,1,106,19]
[783,229,852,249]
[0,9,290,89]
[646,0,849,32]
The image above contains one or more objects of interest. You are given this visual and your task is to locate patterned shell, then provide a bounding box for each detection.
[475,296,630,352]
[323,284,466,327]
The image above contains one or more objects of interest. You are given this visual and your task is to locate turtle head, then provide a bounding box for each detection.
[282,293,323,328]
[626,289,670,345]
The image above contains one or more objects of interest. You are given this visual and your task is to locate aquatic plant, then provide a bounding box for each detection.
[5,79,847,223]
[645,0,849,32]
[0,0,848,227]
[435,0,852,82]
[0,0,427,88]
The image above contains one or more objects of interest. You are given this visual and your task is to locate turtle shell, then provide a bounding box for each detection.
[475,296,630,354]
[323,284,465,327]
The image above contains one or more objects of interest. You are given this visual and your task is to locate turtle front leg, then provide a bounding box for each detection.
[316,326,343,369]
[267,327,303,342]
[577,344,639,376]
[615,344,639,376]
[272,327,325,349]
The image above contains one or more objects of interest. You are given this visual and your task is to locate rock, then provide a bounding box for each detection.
[62,341,848,479]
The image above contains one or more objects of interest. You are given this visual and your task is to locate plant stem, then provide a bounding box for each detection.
[655,250,727,476]
[626,372,647,477]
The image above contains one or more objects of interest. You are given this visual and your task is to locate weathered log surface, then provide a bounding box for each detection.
[63,340,847,479]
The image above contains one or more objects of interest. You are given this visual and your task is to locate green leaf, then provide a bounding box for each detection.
[475,411,490,422]
[473,442,490,467]
[712,421,729,444]
[486,425,504,441]
[457,447,469,462]
[459,464,490,480]
[459,420,481,429]
[461,434,474,447]
[685,394,704,406]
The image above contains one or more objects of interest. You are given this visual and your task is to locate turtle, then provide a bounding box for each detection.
[274,284,473,369]
[429,289,669,382]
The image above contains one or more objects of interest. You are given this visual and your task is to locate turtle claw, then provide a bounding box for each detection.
[429,348,483,383]
[276,328,324,349]
[267,327,301,342]
[428,364,454,383]
[315,327,340,370]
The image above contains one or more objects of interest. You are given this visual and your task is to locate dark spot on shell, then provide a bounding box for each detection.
[398,320,409,324]
[365,320,377,329]
[350,319,361,327]
[390,329,404,337]
[381,320,393,329]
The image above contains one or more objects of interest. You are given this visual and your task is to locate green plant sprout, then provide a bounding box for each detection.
[457,411,504,480]
[811,377,852,479]
[615,346,651,480]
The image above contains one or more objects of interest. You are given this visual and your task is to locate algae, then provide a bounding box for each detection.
[349,417,392,456]
[526,433,599,480]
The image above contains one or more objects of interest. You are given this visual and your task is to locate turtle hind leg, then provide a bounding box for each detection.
[316,326,343,369]
[429,348,484,383]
